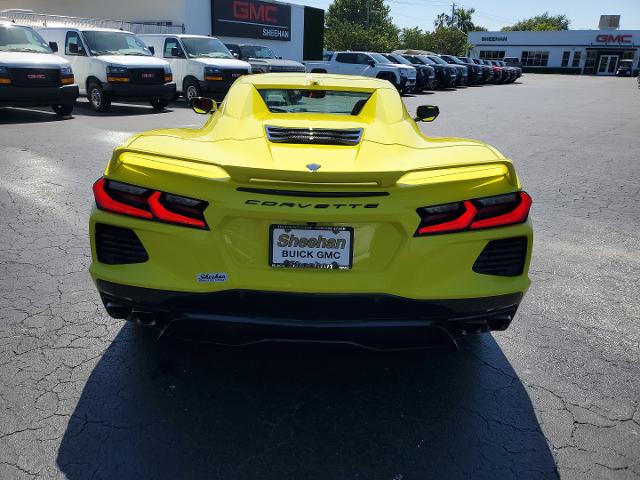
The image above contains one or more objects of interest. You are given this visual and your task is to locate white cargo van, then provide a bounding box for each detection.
[0,20,78,115]
[38,27,176,112]
[138,34,251,101]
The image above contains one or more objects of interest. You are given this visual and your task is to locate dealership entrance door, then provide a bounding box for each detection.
[597,55,619,75]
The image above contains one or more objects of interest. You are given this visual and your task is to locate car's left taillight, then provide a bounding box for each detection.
[415,191,531,236]
[92,178,209,229]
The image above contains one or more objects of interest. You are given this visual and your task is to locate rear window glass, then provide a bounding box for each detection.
[258,89,371,115]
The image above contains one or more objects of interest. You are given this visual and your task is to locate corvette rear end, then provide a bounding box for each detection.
[89,73,533,349]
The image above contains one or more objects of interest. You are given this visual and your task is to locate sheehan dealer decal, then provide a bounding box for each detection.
[197,272,228,283]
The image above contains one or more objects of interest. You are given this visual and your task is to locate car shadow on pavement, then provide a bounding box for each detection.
[71,100,173,117]
[0,107,72,124]
[56,324,559,480]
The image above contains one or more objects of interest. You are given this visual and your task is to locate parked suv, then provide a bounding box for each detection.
[428,54,467,86]
[0,20,78,115]
[460,56,493,83]
[305,51,416,93]
[383,52,434,92]
[224,44,304,73]
[38,27,176,112]
[401,54,457,89]
[439,54,483,85]
[140,34,250,101]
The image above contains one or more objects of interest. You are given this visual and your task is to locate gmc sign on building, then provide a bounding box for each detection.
[212,0,292,41]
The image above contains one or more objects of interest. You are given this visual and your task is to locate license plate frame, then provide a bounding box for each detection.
[269,224,354,270]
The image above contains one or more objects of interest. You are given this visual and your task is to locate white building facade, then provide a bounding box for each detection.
[468,30,640,75]
[0,0,324,61]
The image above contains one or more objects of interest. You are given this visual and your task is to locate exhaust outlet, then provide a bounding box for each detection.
[129,310,157,327]
[105,302,131,319]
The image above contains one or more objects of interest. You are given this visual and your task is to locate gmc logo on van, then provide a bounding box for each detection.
[233,0,278,23]
[27,74,46,80]
[596,34,632,43]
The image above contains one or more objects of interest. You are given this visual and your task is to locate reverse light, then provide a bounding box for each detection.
[92,178,209,229]
[416,192,531,236]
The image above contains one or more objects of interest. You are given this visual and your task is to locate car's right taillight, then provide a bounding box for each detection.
[415,192,531,236]
[92,178,209,229]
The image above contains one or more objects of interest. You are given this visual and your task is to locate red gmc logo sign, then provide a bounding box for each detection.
[27,74,46,80]
[596,34,632,43]
[233,0,278,24]
[141,73,155,78]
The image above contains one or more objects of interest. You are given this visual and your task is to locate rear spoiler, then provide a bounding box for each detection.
[110,148,519,188]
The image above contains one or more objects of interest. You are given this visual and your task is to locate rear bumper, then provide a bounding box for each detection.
[103,82,176,101]
[0,84,79,107]
[96,279,523,348]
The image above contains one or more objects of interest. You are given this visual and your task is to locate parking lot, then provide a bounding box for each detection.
[1,74,639,479]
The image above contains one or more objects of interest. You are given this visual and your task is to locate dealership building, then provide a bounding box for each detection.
[0,0,324,60]
[468,29,640,75]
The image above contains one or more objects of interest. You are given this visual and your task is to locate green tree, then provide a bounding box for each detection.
[399,27,429,50]
[501,12,570,31]
[425,27,469,56]
[325,0,399,51]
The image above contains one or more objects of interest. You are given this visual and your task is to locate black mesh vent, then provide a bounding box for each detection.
[473,237,527,277]
[95,223,148,265]
[266,126,363,146]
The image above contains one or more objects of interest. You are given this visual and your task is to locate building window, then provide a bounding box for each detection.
[521,51,549,67]
[561,51,570,67]
[572,51,582,68]
[584,51,597,74]
[479,50,505,60]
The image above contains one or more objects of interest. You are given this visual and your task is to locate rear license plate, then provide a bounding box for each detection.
[270,225,353,270]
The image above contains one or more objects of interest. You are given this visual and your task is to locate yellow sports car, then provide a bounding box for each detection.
[89,73,532,349]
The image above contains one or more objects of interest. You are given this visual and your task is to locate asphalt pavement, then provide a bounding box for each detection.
[1,75,639,479]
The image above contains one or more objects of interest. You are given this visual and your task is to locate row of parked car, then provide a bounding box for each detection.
[0,19,520,117]
[306,50,522,93]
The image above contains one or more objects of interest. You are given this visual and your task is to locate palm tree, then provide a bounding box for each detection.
[454,7,476,33]
[434,12,452,29]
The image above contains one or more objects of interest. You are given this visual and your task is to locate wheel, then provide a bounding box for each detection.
[88,81,111,112]
[183,79,202,102]
[150,98,168,110]
[51,103,73,116]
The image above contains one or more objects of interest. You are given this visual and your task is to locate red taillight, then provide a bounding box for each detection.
[148,191,206,228]
[415,191,531,236]
[471,192,532,230]
[92,178,208,229]
[93,178,152,219]
[417,201,476,235]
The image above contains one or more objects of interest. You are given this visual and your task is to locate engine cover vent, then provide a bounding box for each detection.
[266,126,363,146]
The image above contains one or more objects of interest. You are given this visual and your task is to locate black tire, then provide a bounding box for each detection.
[51,103,73,116]
[150,98,168,110]
[88,81,111,112]
[183,79,202,102]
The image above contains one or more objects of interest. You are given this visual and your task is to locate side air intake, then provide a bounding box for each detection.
[95,223,149,265]
[473,237,528,277]
[266,126,363,146]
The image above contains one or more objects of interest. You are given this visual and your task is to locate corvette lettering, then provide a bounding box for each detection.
[245,199,379,209]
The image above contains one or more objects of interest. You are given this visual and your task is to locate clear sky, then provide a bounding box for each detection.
[294,0,640,31]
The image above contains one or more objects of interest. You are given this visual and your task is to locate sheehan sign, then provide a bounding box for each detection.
[212,0,292,41]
